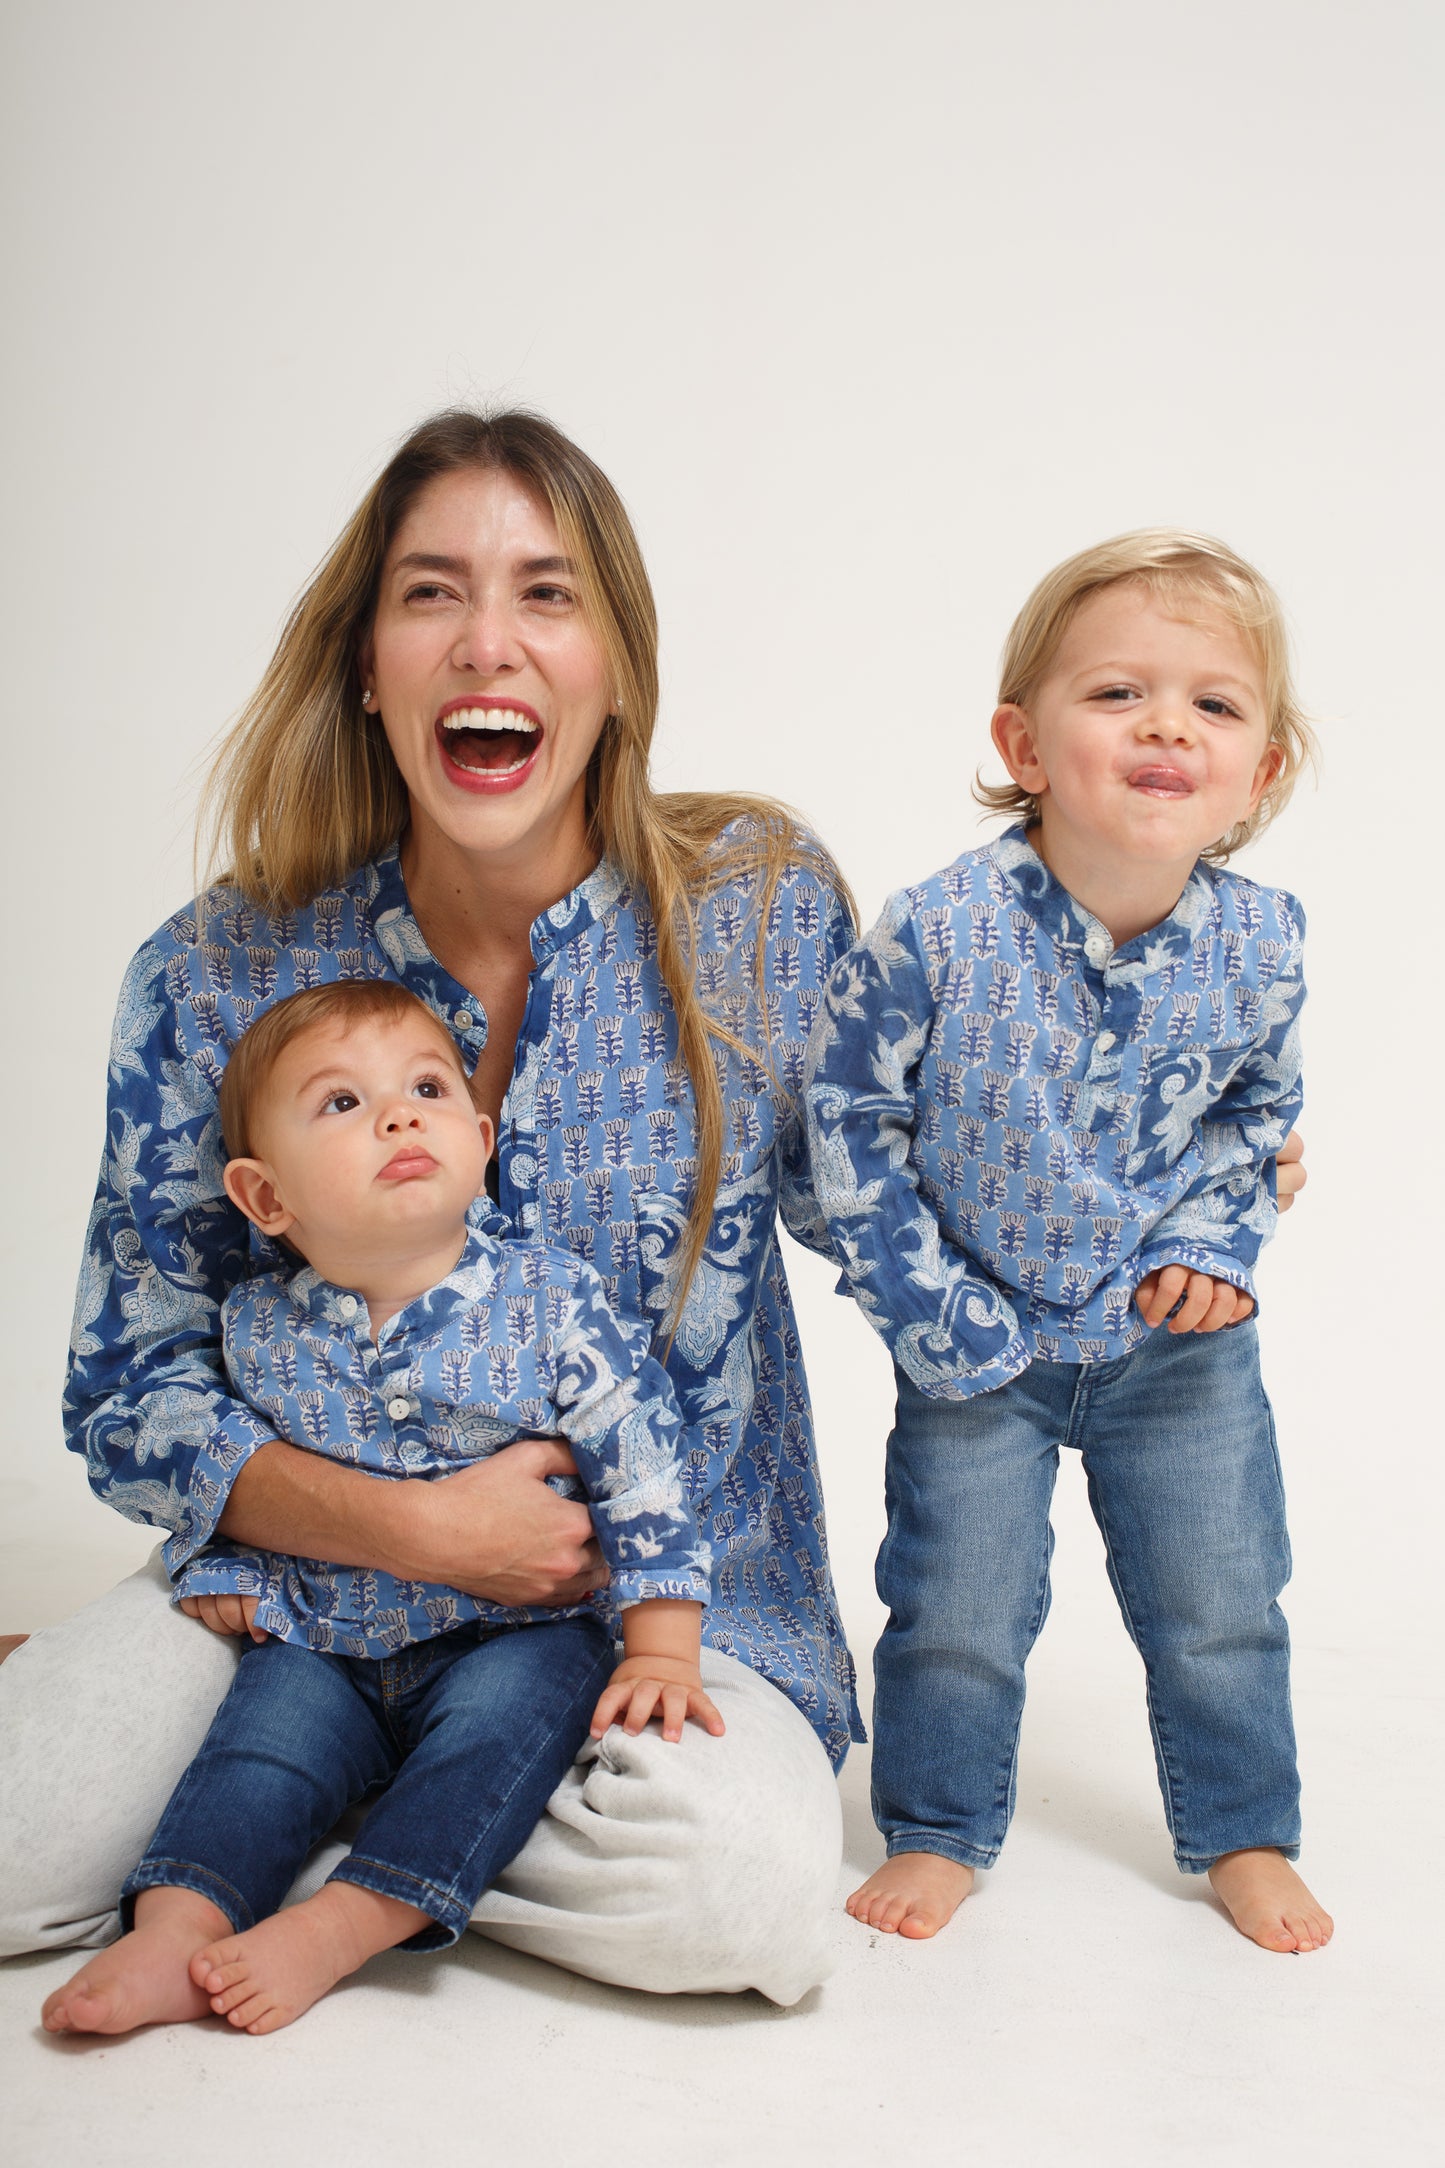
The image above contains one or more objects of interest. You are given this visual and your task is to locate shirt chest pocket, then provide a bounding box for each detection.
[1128,1036,1256,1185]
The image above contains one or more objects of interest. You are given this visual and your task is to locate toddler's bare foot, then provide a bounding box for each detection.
[190,1882,431,2034]
[846,1852,976,1939]
[41,1888,231,2035]
[1208,1848,1334,1953]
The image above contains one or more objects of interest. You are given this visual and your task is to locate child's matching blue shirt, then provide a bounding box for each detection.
[805,827,1305,1398]
[177,1224,712,1657]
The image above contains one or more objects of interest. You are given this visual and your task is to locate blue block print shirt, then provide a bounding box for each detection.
[65,834,864,1763]
[805,827,1305,1398]
[176,1225,711,1657]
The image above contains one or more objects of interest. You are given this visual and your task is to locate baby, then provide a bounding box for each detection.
[44,980,720,2037]
[806,530,1332,1954]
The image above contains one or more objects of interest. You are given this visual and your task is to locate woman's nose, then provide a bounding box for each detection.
[452,600,523,676]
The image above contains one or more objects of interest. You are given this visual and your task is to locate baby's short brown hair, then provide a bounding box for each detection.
[219,980,474,1160]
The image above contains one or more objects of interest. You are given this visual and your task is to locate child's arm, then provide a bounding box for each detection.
[804,894,1027,1399]
[1134,906,1306,1331]
[589,1599,725,1744]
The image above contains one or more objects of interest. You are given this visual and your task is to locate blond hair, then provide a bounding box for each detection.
[200,409,853,1323]
[974,529,1317,861]
[219,981,477,1161]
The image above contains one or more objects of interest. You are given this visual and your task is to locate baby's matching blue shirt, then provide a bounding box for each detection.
[178,1225,712,1656]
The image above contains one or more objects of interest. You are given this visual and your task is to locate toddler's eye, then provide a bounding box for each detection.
[1197,696,1240,718]
[1092,685,1136,703]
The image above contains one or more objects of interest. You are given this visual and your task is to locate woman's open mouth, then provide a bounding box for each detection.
[435,701,543,793]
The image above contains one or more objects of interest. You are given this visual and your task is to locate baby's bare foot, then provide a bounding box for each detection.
[846,1852,976,1939]
[41,1888,231,2035]
[1208,1849,1334,1953]
[190,1883,431,2034]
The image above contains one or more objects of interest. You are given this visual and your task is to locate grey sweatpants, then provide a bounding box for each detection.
[0,1550,841,2005]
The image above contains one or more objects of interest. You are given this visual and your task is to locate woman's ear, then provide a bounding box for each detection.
[990,704,1049,796]
[223,1157,297,1240]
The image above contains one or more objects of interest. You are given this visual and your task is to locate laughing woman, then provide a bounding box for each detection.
[0,410,862,2004]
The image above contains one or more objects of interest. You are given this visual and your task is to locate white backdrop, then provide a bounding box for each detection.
[2,0,1439,1759]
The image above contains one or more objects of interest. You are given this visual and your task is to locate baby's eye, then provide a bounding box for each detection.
[413,1073,448,1099]
[1091,685,1136,703]
[323,1090,360,1114]
[1197,696,1241,719]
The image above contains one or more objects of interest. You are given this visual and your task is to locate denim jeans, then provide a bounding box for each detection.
[872,1319,1300,1873]
[121,1614,615,1948]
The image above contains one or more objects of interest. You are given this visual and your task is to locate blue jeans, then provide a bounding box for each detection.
[872,1320,1300,1873]
[121,1615,615,1948]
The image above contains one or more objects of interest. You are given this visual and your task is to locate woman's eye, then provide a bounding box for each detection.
[403,582,456,605]
[525,583,573,608]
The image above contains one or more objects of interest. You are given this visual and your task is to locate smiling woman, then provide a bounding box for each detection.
[0,408,860,2005]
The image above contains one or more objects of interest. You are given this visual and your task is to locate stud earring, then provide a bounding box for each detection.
[361,689,374,709]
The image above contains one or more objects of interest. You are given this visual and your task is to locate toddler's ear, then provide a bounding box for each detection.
[223,1157,297,1240]
[991,704,1049,795]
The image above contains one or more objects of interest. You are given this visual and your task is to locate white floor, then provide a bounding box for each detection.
[4,1485,1439,2168]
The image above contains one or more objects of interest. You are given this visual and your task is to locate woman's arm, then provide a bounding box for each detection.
[219,1436,606,1606]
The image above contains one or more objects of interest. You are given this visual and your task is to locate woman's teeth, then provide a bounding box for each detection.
[440,708,539,736]
[439,708,540,774]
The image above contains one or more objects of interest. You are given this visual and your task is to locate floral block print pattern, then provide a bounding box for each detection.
[805,827,1304,1399]
[66,833,863,1764]
[178,1225,712,1657]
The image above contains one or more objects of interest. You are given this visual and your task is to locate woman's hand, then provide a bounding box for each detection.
[590,1655,726,1744]
[222,1435,607,1608]
[1276,1128,1307,1212]
[400,1439,607,1606]
[178,1592,267,1641]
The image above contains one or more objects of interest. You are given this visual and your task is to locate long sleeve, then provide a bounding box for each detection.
[63,938,280,1571]
[804,894,1029,1400]
[552,1275,712,1607]
[1134,921,1306,1297]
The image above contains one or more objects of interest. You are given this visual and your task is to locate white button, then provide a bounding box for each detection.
[454,1009,475,1030]
[1085,937,1110,966]
[336,1294,358,1319]
[386,1396,411,1421]
[1096,1032,1116,1053]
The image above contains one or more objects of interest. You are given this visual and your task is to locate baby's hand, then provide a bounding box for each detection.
[178,1592,267,1642]
[590,1655,726,1745]
[1135,1267,1255,1335]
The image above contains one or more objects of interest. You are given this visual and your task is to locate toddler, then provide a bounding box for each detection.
[806,531,1332,1953]
[44,980,720,2036]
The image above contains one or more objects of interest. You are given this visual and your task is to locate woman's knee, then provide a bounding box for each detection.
[0,1550,240,1957]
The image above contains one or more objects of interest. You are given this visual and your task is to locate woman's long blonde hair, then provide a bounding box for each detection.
[201,408,853,1321]
[974,529,1318,862]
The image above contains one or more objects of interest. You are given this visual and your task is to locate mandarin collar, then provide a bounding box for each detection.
[991,824,1213,975]
[286,1213,512,1341]
[371,843,625,978]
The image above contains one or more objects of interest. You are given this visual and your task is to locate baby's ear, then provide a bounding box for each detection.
[223,1157,297,1240]
[474,1111,496,1196]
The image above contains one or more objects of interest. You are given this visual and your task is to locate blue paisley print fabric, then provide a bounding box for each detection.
[805,827,1305,1397]
[65,833,863,1763]
[177,1226,711,1657]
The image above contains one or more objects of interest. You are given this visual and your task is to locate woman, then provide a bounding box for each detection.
[0,410,861,2005]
